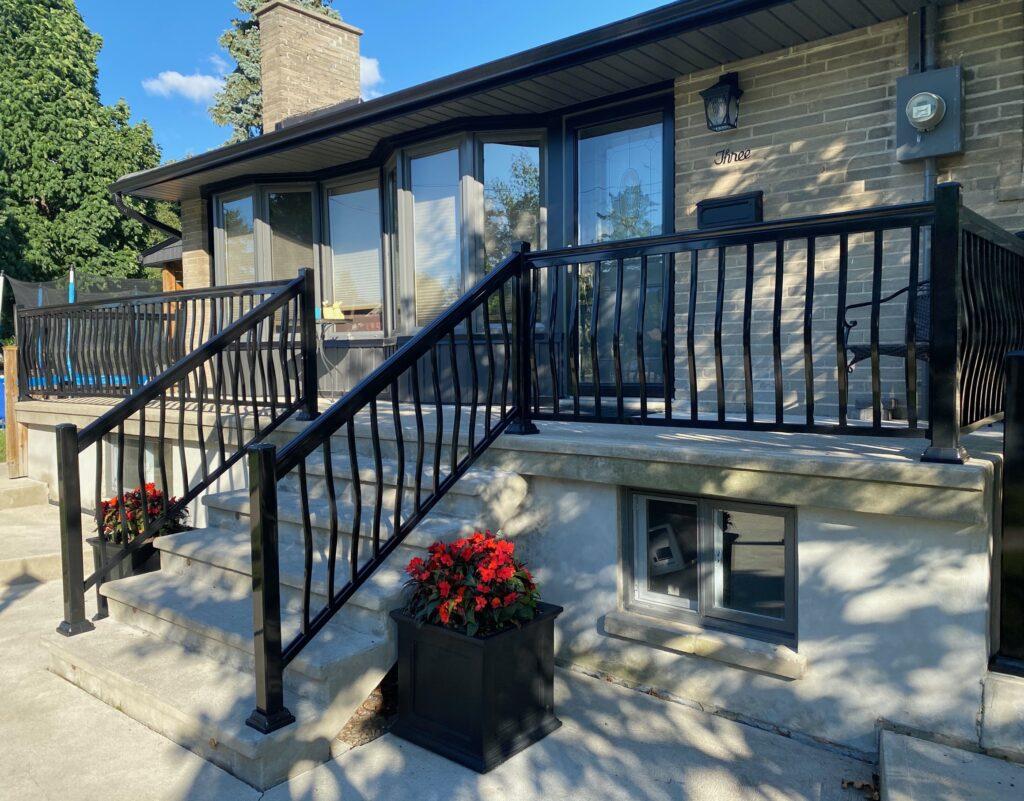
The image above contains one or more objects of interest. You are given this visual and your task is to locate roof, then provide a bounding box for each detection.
[114,0,942,201]
[138,236,183,266]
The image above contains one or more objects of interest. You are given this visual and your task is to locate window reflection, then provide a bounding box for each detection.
[267,191,315,282]
[718,510,786,620]
[223,195,255,284]
[483,142,540,272]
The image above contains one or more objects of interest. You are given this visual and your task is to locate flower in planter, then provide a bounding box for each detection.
[403,531,539,637]
[98,483,189,545]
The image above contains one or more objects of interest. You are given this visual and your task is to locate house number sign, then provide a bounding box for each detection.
[713,147,752,166]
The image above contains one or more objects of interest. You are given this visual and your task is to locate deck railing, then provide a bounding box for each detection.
[54,270,318,636]
[16,280,289,398]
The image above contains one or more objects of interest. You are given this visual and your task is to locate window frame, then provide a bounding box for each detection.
[213,183,321,288]
[625,490,798,644]
[319,170,389,340]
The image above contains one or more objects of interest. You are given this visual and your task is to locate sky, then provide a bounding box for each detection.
[76,0,668,164]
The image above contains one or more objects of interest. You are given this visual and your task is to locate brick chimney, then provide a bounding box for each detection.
[256,1,363,132]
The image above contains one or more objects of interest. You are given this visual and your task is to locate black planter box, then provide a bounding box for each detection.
[389,601,563,772]
[87,537,160,581]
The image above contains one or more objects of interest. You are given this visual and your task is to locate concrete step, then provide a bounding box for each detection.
[277,452,528,523]
[880,730,1024,801]
[203,487,485,554]
[100,569,392,704]
[154,525,416,635]
[0,504,92,586]
[43,619,384,790]
[0,475,48,510]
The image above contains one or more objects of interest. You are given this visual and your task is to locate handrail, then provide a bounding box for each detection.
[78,276,303,452]
[55,269,319,637]
[243,244,533,732]
[16,278,290,317]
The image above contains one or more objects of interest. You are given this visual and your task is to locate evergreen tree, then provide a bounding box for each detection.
[210,0,339,143]
[0,0,173,288]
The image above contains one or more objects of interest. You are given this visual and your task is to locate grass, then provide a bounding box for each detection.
[0,428,6,463]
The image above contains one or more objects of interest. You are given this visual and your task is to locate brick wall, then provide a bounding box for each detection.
[257,0,362,133]
[180,198,211,290]
[672,0,1023,422]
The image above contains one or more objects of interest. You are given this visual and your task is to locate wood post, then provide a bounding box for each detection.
[3,344,26,477]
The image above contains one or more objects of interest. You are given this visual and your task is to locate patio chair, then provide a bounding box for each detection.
[843,281,930,372]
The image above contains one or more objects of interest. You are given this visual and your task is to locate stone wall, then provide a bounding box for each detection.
[180,197,211,290]
[672,0,1023,421]
[256,0,362,133]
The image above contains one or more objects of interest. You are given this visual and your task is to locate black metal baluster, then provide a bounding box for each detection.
[391,379,405,539]
[265,310,279,420]
[137,405,151,539]
[196,359,210,484]
[298,461,313,636]
[498,283,511,418]
[530,267,541,415]
[369,396,384,556]
[116,422,128,540]
[430,345,443,495]
[661,253,674,421]
[449,330,462,473]
[547,266,560,417]
[570,264,581,418]
[590,263,602,418]
[323,439,339,603]
[773,240,785,426]
[687,250,698,422]
[346,421,362,582]
[466,316,479,454]
[743,245,754,424]
[906,226,920,430]
[714,247,726,422]
[836,234,850,427]
[870,230,883,429]
[637,255,648,421]
[612,258,625,421]
[411,359,425,513]
[483,298,495,435]
[804,237,816,425]
[158,394,169,503]
[177,376,188,497]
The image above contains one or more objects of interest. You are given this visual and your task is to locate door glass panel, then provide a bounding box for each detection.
[268,191,315,281]
[576,117,664,396]
[223,195,255,284]
[716,509,786,620]
[326,185,383,333]
[639,497,699,607]
[483,142,540,272]
[411,149,461,326]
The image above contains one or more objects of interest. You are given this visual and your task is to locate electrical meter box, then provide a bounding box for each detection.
[896,66,963,162]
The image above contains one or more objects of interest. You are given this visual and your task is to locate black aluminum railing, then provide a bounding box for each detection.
[54,271,318,636]
[243,246,529,731]
[16,280,288,398]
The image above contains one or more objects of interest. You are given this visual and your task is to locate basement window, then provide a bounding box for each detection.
[628,493,796,642]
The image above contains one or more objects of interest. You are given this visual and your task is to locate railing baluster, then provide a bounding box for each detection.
[870,230,883,429]
[483,297,495,436]
[449,330,462,473]
[637,255,648,421]
[498,283,511,419]
[687,251,698,422]
[773,240,785,426]
[346,420,362,582]
[411,359,425,513]
[391,379,405,540]
[612,258,625,421]
[714,247,726,423]
[466,316,479,454]
[322,439,339,603]
[743,245,754,424]
[430,345,443,495]
[836,234,850,426]
[369,396,384,556]
[906,226,920,429]
[804,237,816,425]
[530,266,541,415]
[570,264,581,418]
[590,262,602,419]
[661,253,673,421]
[298,460,313,635]
[547,264,560,417]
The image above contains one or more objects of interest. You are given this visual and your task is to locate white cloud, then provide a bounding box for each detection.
[209,54,231,76]
[142,71,225,104]
[360,56,384,100]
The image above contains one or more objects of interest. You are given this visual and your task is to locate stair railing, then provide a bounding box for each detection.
[246,243,535,732]
[55,270,319,636]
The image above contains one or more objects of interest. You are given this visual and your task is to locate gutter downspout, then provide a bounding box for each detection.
[909,6,940,202]
[111,191,181,239]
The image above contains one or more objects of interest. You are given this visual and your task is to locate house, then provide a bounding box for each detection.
[7,0,1024,791]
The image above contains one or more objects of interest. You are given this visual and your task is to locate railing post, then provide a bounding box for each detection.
[922,181,968,464]
[996,351,1024,668]
[506,242,539,435]
[296,268,319,421]
[246,442,295,734]
[55,423,93,636]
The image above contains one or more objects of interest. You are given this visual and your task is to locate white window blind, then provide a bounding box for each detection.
[411,149,462,326]
[327,185,383,332]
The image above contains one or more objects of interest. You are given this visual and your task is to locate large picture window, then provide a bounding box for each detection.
[482,140,541,272]
[221,193,256,285]
[325,177,383,333]
[630,493,796,640]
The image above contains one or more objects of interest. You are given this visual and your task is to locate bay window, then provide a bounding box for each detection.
[324,175,384,334]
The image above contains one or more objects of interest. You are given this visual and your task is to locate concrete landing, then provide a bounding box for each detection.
[881,730,1024,801]
[0,502,92,586]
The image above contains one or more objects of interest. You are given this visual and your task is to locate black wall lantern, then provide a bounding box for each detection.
[700,72,743,132]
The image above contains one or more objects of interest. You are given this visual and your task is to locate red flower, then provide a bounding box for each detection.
[475,595,488,612]
[438,580,451,599]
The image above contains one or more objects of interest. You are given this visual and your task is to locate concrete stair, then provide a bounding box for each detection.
[0,472,48,510]
[43,441,528,790]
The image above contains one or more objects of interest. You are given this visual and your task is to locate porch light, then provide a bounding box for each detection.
[700,72,743,132]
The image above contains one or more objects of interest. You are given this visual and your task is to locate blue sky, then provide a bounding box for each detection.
[77,0,667,163]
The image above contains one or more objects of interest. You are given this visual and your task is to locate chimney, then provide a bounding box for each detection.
[256,1,363,132]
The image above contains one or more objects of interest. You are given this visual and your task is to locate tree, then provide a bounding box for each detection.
[0,0,175,332]
[483,153,541,271]
[596,184,657,242]
[210,0,339,143]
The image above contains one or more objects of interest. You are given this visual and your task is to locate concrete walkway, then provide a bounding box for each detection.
[0,579,874,801]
